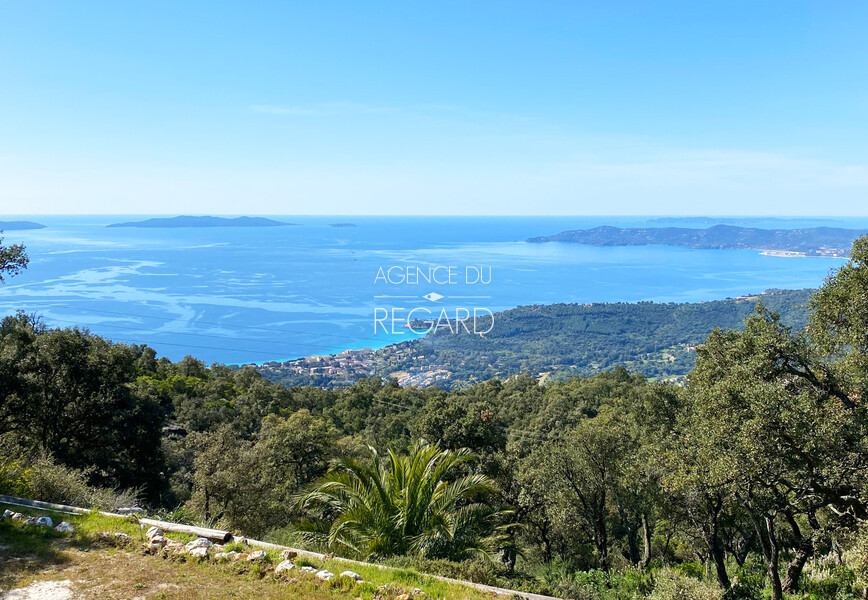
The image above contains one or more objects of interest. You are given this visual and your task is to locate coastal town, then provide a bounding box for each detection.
[256,343,453,388]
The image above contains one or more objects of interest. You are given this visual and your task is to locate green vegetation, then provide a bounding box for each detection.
[260,288,812,389]
[6,235,868,599]
[297,442,504,560]
[0,233,28,282]
[0,502,496,600]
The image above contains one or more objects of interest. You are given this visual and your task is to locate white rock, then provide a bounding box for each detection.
[316,570,335,581]
[301,566,318,573]
[340,571,363,581]
[24,516,38,525]
[276,560,296,573]
[114,532,132,544]
[231,535,249,546]
[11,512,25,520]
[35,516,53,527]
[116,506,144,515]
[189,546,209,559]
[149,535,168,547]
[246,550,267,561]
[3,509,13,518]
[213,552,230,561]
[55,521,74,533]
[185,537,212,550]
[145,526,163,540]
[413,588,424,595]
[279,549,298,560]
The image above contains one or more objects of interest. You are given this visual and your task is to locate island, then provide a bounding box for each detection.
[527,224,867,257]
[106,216,296,228]
[0,221,47,230]
[328,222,357,228]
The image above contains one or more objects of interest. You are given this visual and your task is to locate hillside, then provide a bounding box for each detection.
[257,288,813,389]
[106,216,296,228]
[527,224,866,256]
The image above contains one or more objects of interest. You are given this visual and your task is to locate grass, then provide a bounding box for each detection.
[0,502,499,600]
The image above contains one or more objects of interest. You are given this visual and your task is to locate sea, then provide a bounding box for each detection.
[1,215,865,365]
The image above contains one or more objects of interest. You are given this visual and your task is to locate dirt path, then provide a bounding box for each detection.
[1,580,73,600]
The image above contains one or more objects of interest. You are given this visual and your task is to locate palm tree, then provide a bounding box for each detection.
[296,441,504,560]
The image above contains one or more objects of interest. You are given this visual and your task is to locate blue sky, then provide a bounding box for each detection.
[1,1,866,215]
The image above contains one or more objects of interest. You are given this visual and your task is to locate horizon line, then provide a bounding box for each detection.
[3,213,868,219]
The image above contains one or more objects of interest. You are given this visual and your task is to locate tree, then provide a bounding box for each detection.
[0,234,28,283]
[810,235,868,409]
[0,314,168,497]
[683,304,868,599]
[187,425,265,532]
[255,409,339,491]
[413,394,506,455]
[0,312,41,436]
[297,441,502,560]
[539,408,634,571]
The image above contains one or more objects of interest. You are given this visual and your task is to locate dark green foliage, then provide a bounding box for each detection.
[0,234,28,283]
[262,289,812,389]
[9,236,868,599]
[296,442,503,561]
[0,313,168,497]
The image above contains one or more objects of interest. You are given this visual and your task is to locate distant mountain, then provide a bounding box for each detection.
[107,216,296,228]
[329,222,357,228]
[0,221,47,230]
[528,224,867,257]
[648,217,834,226]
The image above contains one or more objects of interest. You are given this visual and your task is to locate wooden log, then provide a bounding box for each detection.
[1,494,556,600]
[0,494,90,515]
[0,494,231,542]
[139,518,231,543]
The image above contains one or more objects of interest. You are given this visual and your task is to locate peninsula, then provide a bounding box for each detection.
[106,216,296,228]
[257,288,811,390]
[527,224,866,257]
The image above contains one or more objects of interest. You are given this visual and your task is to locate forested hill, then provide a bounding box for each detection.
[257,288,813,389]
[527,224,866,256]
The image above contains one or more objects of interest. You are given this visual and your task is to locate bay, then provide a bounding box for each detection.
[0,215,858,364]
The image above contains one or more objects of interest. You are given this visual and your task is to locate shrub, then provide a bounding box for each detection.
[0,448,140,511]
[534,562,608,600]
[647,568,721,600]
[296,442,503,561]
[801,560,859,600]
[0,456,30,497]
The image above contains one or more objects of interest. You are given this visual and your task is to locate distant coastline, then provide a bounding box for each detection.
[649,216,836,226]
[107,215,296,228]
[255,288,813,389]
[528,224,866,258]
